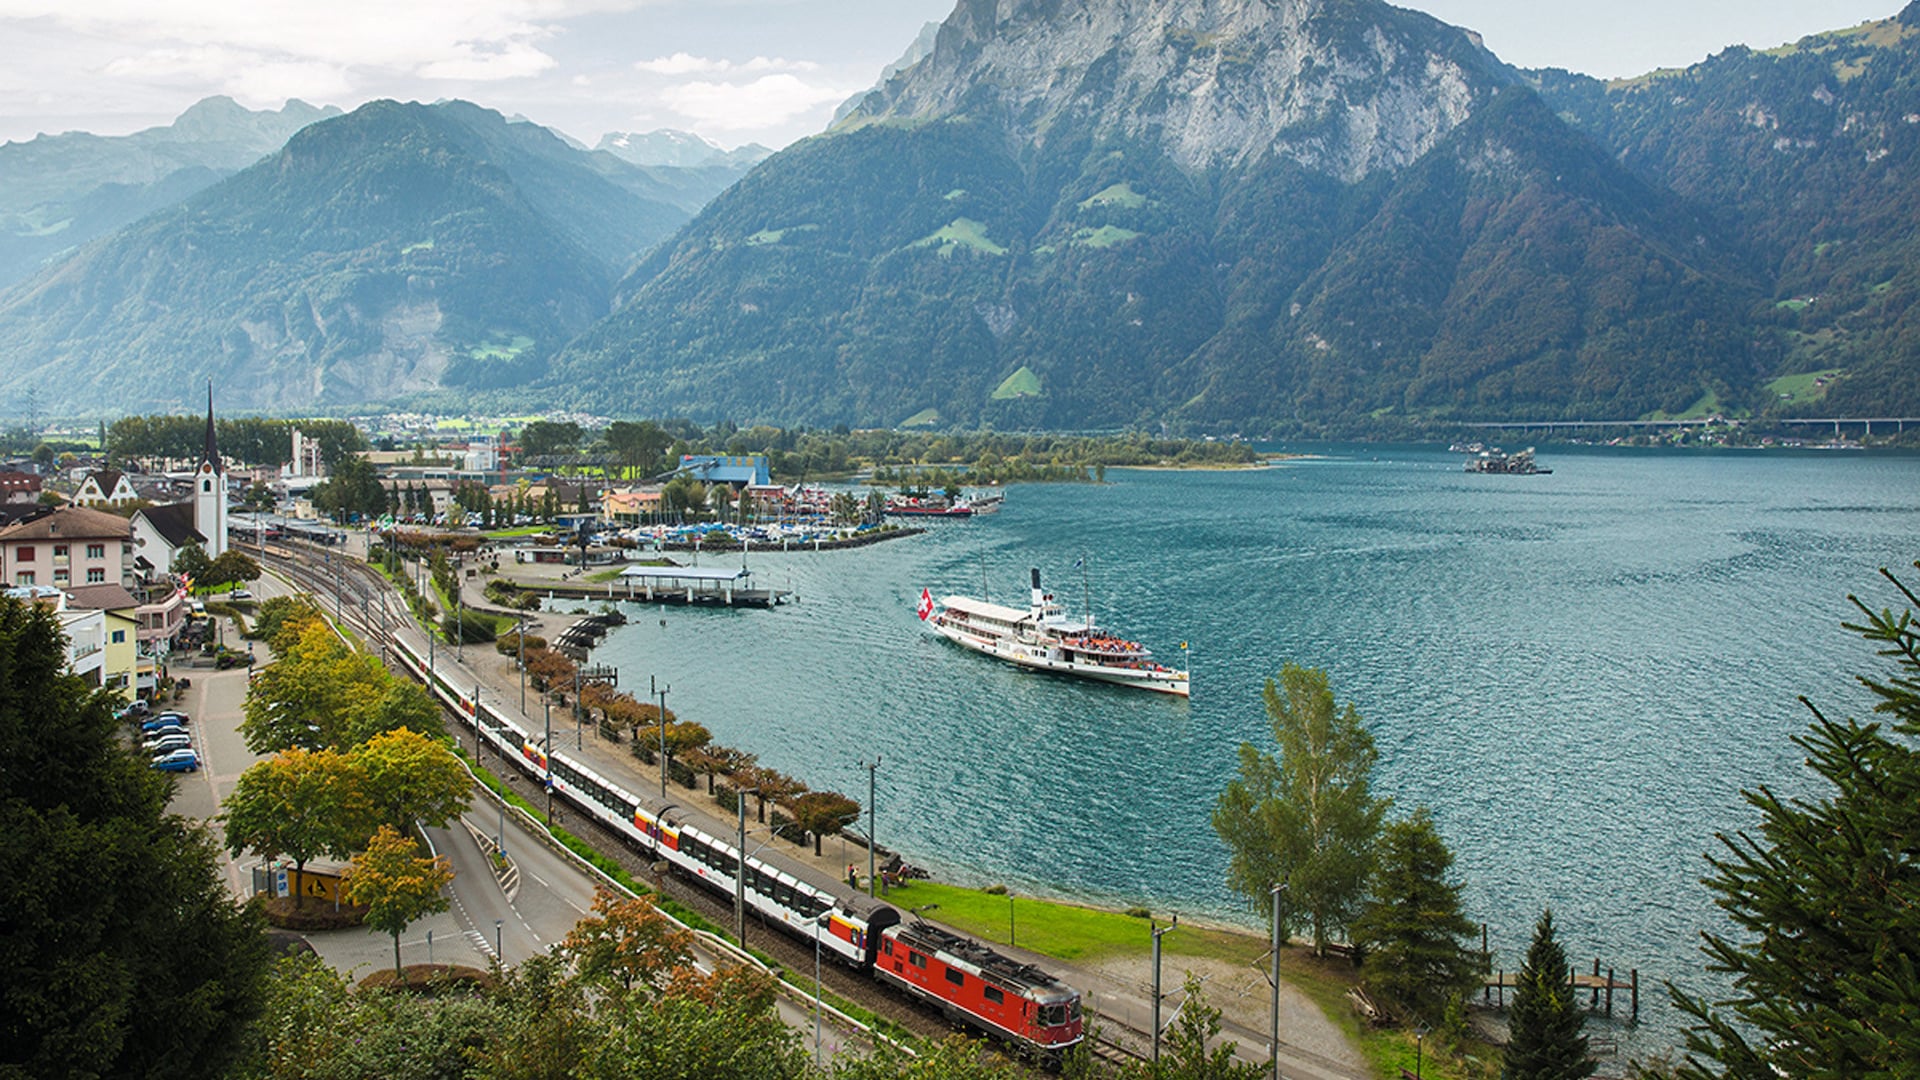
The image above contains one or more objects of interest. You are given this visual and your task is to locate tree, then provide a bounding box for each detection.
[223,747,369,908]
[1150,974,1267,1080]
[1211,664,1388,953]
[788,791,862,856]
[1667,565,1920,1079]
[343,825,454,978]
[242,619,389,752]
[588,965,807,1080]
[560,890,695,997]
[173,539,213,586]
[519,420,583,460]
[211,548,262,588]
[1501,910,1592,1080]
[311,454,388,522]
[830,491,859,525]
[352,727,470,834]
[1350,807,1481,1024]
[0,595,268,1078]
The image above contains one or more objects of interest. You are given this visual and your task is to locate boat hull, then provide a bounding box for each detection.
[931,622,1190,697]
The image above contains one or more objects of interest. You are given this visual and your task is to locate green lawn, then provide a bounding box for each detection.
[914,218,1008,256]
[882,880,1263,967]
[1764,368,1846,405]
[991,366,1044,400]
[483,525,550,538]
[1073,225,1143,248]
[1078,182,1146,210]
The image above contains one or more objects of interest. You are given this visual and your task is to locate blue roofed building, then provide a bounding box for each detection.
[674,454,770,487]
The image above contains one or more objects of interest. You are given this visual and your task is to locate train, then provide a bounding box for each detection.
[386,632,1084,1057]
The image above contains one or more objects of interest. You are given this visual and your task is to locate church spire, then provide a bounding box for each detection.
[202,380,222,475]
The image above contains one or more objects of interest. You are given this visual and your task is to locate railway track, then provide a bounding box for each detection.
[256,539,1154,1072]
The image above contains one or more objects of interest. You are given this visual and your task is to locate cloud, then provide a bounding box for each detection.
[660,73,847,131]
[635,53,819,75]
[12,0,643,85]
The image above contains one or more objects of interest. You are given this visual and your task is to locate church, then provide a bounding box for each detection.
[129,387,229,574]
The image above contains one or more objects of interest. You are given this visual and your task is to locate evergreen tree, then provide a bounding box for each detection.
[1212,664,1388,952]
[1668,564,1920,1078]
[0,596,268,1076]
[1350,807,1482,1024]
[1501,910,1593,1080]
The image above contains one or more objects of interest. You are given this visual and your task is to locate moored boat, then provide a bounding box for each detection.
[918,569,1190,697]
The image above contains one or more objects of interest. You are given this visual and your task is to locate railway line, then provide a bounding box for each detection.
[254,540,1086,1070]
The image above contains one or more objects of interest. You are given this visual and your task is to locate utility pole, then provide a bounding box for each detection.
[866,758,879,898]
[1271,883,1286,1080]
[544,698,554,823]
[736,787,759,946]
[518,616,526,715]
[1152,916,1179,1065]
[653,675,670,797]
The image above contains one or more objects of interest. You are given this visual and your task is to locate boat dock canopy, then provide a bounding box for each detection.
[618,566,752,583]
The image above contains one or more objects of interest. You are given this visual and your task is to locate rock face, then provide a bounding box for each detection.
[845,0,1508,180]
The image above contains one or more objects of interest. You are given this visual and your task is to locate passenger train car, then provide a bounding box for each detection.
[389,634,1083,1056]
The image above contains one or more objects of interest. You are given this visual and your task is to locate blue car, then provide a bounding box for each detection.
[150,748,200,773]
[141,713,190,733]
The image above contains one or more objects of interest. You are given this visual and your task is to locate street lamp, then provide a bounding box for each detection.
[863,758,879,898]
[653,675,671,797]
[1151,916,1179,1064]
[1415,1024,1429,1080]
[1008,890,1016,948]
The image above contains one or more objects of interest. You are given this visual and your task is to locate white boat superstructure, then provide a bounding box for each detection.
[920,569,1190,697]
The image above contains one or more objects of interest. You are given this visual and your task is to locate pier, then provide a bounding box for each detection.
[614,565,789,607]
[1482,963,1638,1024]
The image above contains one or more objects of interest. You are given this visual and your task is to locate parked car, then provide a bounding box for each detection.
[231,589,252,599]
[115,700,152,720]
[152,711,191,725]
[151,748,200,773]
[141,724,188,742]
[143,733,193,756]
[141,714,188,732]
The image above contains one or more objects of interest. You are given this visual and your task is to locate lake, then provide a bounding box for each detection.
[587,443,1920,1040]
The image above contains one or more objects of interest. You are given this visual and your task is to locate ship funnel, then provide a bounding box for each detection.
[1030,567,1043,607]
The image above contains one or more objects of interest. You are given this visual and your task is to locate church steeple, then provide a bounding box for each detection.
[201,380,222,475]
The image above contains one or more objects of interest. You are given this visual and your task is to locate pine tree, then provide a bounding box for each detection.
[1668,564,1920,1078]
[1351,807,1482,1024]
[1501,910,1593,1080]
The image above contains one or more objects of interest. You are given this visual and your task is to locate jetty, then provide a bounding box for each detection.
[553,613,627,660]
[1482,961,1639,1024]
[615,565,789,607]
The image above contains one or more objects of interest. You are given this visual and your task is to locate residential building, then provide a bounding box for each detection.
[72,469,139,507]
[0,470,42,504]
[0,505,133,590]
[129,502,208,577]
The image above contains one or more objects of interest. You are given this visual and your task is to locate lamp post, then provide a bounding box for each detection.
[735,787,759,946]
[544,700,554,823]
[1270,882,1286,1080]
[1415,1024,1428,1080]
[494,918,503,964]
[1151,916,1179,1064]
[517,615,526,714]
[1009,890,1016,948]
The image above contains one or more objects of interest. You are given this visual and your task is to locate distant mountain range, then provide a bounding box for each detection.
[0,97,341,289]
[0,100,759,414]
[3,1,1917,430]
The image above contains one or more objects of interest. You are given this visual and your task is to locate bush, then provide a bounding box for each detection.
[496,632,547,656]
[441,611,498,644]
[983,884,1007,896]
[1126,907,1153,919]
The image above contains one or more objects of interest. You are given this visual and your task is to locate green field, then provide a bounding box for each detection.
[913,218,1008,256]
[880,880,1263,966]
[1078,181,1146,210]
[991,366,1043,400]
[1765,368,1846,405]
[1073,225,1143,249]
[469,334,534,361]
[899,408,942,428]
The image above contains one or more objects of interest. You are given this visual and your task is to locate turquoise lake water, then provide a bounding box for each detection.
[587,444,1920,1037]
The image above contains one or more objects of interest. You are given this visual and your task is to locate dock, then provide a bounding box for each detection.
[613,565,789,607]
[1482,962,1638,1024]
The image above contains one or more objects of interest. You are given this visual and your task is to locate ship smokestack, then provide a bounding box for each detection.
[1030,567,1043,607]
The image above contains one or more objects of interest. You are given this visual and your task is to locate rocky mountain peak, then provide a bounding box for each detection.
[843,0,1510,181]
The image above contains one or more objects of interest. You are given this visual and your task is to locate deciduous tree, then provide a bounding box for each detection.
[352,727,470,833]
[560,890,694,997]
[343,825,454,978]
[223,747,368,908]
[0,596,268,1078]
[1212,664,1388,953]
[789,791,862,856]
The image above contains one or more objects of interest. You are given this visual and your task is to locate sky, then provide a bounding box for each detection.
[0,0,1901,150]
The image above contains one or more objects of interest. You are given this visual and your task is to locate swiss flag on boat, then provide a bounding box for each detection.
[917,588,934,621]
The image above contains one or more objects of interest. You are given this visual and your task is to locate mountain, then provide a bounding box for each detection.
[1529,3,1920,416]
[0,97,341,288]
[595,129,772,171]
[0,100,706,415]
[543,0,1787,430]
